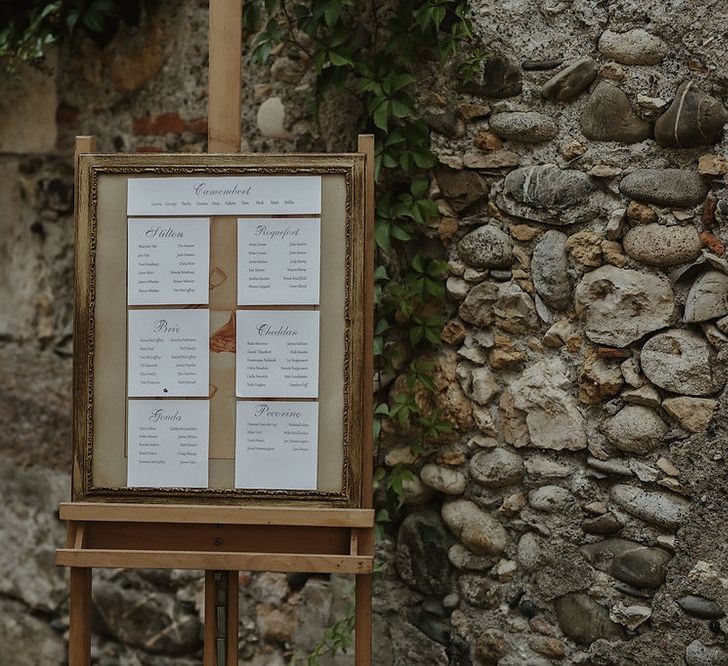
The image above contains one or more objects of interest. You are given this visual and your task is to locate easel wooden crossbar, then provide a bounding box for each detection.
[57,1,376,664]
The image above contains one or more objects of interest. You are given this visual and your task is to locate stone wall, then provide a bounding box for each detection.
[3,0,728,664]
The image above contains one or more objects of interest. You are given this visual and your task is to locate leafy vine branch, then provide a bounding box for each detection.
[246,0,479,511]
[246,0,480,660]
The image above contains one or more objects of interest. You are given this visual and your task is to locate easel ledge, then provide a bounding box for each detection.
[57,502,374,574]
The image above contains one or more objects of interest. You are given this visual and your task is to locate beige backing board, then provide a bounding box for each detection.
[73,154,367,507]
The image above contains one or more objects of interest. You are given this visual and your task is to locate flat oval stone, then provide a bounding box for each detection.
[489,111,558,143]
[470,448,524,487]
[580,82,652,144]
[623,224,702,267]
[541,58,598,101]
[640,329,726,396]
[555,593,623,644]
[504,163,594,208]
[655,81,728,148]
[458,224,513,269]
[677,595,726,620]
[441,499,508,555]
[619,169,708,208]
[684,271,728,322]
[601,405,667,455]
[609,546,672,588]
[611,484,690,530]
[598,29,668,65]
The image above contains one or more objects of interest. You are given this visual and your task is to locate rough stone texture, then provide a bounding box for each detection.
[623,224,702,267]
[574,266,675,347]
[469,448,524,487]
[619,169,709,208]
[655,81,728,148]
[686,639,728,666]
[395,512,454,596]
[641,329,726,396]
[662,397,718,432]
[580,82,652,143]
[555,594,623,644]
[501,357,587,451]
[0,54,58,153]
[531,230,570,310]
[684,271,728,322]
[598,29,669,65]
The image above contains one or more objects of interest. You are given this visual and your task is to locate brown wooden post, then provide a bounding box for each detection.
[206,1,243,663]
[355,133,375,665]
[68,134,97,666]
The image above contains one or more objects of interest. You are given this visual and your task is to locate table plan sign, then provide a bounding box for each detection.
[237,218,321,305]
[235,310,320,399]
[128,218,210,305]
[73,153,367,505]
[127,309,210,397]
[127,399,209,487]
[235,401,318,490]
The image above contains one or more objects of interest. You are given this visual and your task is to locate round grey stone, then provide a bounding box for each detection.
[640,329,726,396]
[489,111,558,143]
[442,500,508,555]
[601,405,667,455]
[469,448,524,487]
[623,224,702,267]
[528,485,573,511]
[619,169,709,208]
[504,164,594,209]
[686,639,728,666]
[610,484,690,530]
[458,224,513,269]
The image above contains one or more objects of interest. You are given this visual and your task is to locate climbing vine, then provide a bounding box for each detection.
[0,0,140,70]
[245,0,480,661]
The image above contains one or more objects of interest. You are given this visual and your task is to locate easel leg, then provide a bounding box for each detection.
[69,568,92,666]
[355,573,373,665]
[204,571,239,665]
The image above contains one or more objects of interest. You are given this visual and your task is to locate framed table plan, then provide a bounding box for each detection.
[73,153,368,507]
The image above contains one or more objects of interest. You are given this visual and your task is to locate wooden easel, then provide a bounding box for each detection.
[57,2,375,664]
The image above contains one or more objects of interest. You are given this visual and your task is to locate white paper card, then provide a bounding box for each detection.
[127,177,321,216]
[128,309,210,397]
[128,217,210,305]
[127,399,209,488]
[236,310,319,398]
[235,401,318,490]
[237,218,321,305]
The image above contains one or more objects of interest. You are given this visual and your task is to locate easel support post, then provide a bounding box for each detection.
[355,133,376,665]
[206,1,243,663]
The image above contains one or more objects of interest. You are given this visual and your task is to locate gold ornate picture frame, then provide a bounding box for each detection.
[73,153,367,507]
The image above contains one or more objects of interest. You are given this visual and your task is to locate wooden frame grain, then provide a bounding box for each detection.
[74,153,368,507]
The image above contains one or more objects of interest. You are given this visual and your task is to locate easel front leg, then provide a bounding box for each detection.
[355,573,373,665]
[69,567,92,666]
